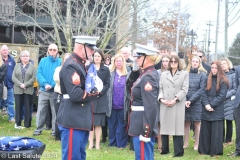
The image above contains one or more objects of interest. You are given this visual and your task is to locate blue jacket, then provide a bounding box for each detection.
[4,55,16,89]
[37,56,61,92]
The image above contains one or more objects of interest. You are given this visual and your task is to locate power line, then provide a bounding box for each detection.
[219,0,240,24]
[229,9,240,23]
[229,15,240,26]
[228,0,240,16]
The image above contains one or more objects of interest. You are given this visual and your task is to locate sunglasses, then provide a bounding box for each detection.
[170,61,178,64]
[49,49,57,51]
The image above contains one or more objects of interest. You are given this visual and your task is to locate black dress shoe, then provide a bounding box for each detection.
[160,151,169,155]
[232,152,240,157]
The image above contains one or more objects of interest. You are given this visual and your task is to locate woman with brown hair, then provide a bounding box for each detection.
[158,55,189,157]
[156,54,171,150]
[88,49,110,149]
[198,61,229,157]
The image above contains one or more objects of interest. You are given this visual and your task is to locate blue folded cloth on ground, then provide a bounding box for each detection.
[0,136,43,151]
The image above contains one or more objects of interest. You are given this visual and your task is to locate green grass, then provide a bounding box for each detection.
[0,112,240,160]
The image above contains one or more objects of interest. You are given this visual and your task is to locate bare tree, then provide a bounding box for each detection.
[0,0,154,53]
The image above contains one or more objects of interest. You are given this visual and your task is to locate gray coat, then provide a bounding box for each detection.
[12,63,36,95]
[158,70,189,135]
[107,70,130,117]
[223,69,236,120]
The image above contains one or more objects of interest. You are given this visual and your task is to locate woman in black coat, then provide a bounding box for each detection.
[184,56,207,150]
[220,57,236,143]
[88,49,110,150]
[198,61,229,156]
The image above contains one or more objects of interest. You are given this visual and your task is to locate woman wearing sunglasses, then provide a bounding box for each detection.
[158,55,189,157]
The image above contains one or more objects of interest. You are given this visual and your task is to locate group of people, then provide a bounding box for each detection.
[0,45,37,130]
[2,35,240,160]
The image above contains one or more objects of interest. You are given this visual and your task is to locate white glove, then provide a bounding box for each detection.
[94,76,103,92]
[132,60,139,71]
[139,135,150,143]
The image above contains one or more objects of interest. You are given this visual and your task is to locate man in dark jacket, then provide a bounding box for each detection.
[0,45,16,122]
[57,36,100,160]
[233,65,240,157]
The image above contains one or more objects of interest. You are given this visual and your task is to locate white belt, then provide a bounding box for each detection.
[131,106,144,111]
[63,94,70,99]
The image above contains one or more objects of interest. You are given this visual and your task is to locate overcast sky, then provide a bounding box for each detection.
[151,0,240,53]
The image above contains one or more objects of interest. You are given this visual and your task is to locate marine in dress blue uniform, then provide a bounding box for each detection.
[128,43,159,160]
[57,36,100,160]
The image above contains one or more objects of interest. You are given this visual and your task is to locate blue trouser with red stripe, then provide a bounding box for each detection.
[133,136,155,160]
[58,125,89,160]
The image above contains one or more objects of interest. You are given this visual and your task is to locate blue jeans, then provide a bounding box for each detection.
[0,88,15,120]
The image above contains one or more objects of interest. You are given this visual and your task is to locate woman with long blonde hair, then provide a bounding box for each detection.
[184,56,207,150]
[107,53,129,148]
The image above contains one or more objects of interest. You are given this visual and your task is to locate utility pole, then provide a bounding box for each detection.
[176,0,181,54]
[215,0,220,60]
[225,0,229,57]
[204,29,207,53]
[206,21,214,63]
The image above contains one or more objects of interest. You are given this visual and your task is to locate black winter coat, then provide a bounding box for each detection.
[185,69,207,121]
[201,75,228,121]
[0,64,7,99]
[92,64,110,113]
[223,69,236,120]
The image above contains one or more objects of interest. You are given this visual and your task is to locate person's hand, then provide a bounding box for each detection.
[185,101,191,108]
[20,84,25,89]
[168,99,177,107]
[45,84,52,90]
[161,99,168,105]
[139,135,151,143]
[205,104,214,111]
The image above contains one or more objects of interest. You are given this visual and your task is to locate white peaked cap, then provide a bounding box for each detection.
[134,43,159,56]
[73,36,100,45]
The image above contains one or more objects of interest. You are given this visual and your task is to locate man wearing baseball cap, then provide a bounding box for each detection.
[57,35,100,160]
